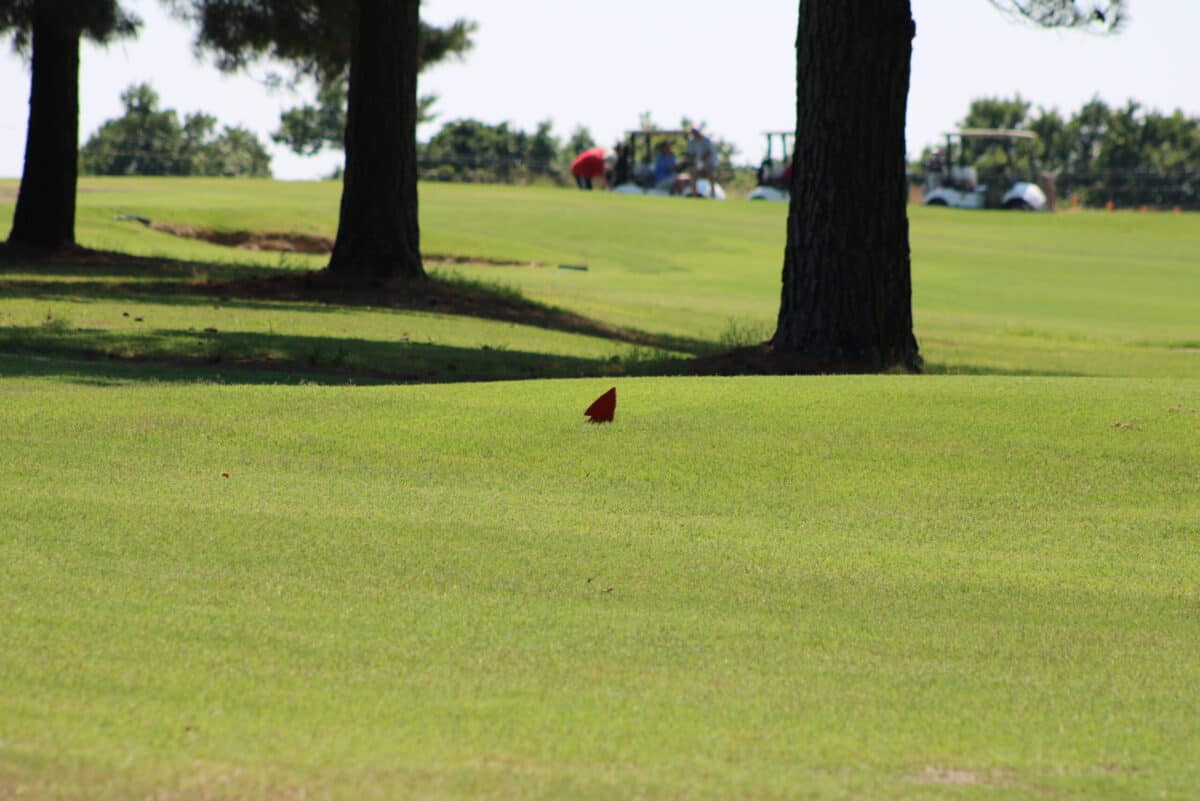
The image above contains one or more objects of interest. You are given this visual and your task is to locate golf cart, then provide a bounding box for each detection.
[922,129,1049,211]
[747,131,793,201]
[610,128,725,200]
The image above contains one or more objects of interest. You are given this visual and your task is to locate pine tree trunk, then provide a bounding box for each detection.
[327,0,424,282]
[772,0,921,372]
[8,13,80,250]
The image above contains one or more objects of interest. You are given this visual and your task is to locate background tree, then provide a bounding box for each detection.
[179,111,220,173]
[80,83,272,177]
[198,125,272,177]
[1065,97,1111,172]
[1027,106,1070,171]
[420,118,562,183]
[563,125,597,158]
[273,81,348,157]
[526,120,560,179]
[421,119,518,183]
[173,0,459,282]
[773,0,1122,373]
[1,0,138,249]
[272,18,474,157]
[1139,110,1200,173]
[82,83,179,175]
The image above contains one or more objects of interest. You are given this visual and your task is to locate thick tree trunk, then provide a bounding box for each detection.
[772,0,921,372]
[8,13,80,250]
[327,0,424,282]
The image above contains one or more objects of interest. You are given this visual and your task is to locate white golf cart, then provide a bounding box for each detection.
[922,129,1049,211]
[610,128,725,200]
[746,131,793,201]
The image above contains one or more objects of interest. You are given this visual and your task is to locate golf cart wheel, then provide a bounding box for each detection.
[1004,199,1033,211]
[926,198,948,207]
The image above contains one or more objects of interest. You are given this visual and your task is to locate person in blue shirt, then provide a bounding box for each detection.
[653,141,682,193]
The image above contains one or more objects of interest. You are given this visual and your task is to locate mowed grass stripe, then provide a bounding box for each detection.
[2,375,1198,799]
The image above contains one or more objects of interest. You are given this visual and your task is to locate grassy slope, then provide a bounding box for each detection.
[1,179,1199,799]
[2,374,1199,800]
[3,177,1199,377]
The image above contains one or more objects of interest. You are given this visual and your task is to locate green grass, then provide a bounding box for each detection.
[0,298,664,382]
[2,178,1199,799]
[4,177,1199,378]
[2,373,1198,799]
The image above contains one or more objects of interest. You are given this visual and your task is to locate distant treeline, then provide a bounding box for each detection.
[923,95,1200,209]
[81,84,272,178]
[417,119,596,185]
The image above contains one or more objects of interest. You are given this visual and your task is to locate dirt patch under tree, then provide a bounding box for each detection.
[145,221,547,267]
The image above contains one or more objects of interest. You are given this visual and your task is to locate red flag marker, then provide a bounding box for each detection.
[584,387,616,423]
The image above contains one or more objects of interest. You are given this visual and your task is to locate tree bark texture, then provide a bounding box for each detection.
[8,12,80,249]
[772,0,921,372]
[328,0,424,281]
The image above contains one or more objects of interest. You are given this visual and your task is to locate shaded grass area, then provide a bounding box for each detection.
[0,244,710,383]
[2,375,1199,800]
[0,352,386,386]
[0,326,614,383]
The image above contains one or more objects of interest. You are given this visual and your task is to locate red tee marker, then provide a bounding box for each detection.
[584,387,616,423]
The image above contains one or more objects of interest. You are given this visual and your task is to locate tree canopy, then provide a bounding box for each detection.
[0,0,138,48]
[81,83,272,177]
[420,118,560,184]
[271,17,474,156]
[169,1,475,157]
[169,1,472,82]
[986,0,1125,29]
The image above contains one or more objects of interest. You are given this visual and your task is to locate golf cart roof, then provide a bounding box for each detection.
[950,128,1037,140]
[624,128,691,137]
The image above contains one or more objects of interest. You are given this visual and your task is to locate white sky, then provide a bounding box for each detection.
[1,0,1197,180]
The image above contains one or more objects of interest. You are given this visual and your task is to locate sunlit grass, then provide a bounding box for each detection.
[1,178,1199,799]
[2,374,1199,799]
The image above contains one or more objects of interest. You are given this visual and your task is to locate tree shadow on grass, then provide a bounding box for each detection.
[0,243,293,282]
[4,246,1084,382]
[0,325,689,386]
[0,352,376,387]
[0,244,714,356]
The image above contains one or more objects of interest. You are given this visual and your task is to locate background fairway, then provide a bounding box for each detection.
[2,374,1199,800]
[3,178,1199,378]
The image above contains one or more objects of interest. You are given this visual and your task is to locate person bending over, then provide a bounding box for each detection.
[570,147,609,190]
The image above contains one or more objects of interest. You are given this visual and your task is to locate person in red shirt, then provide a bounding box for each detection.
[570,147,609,190]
